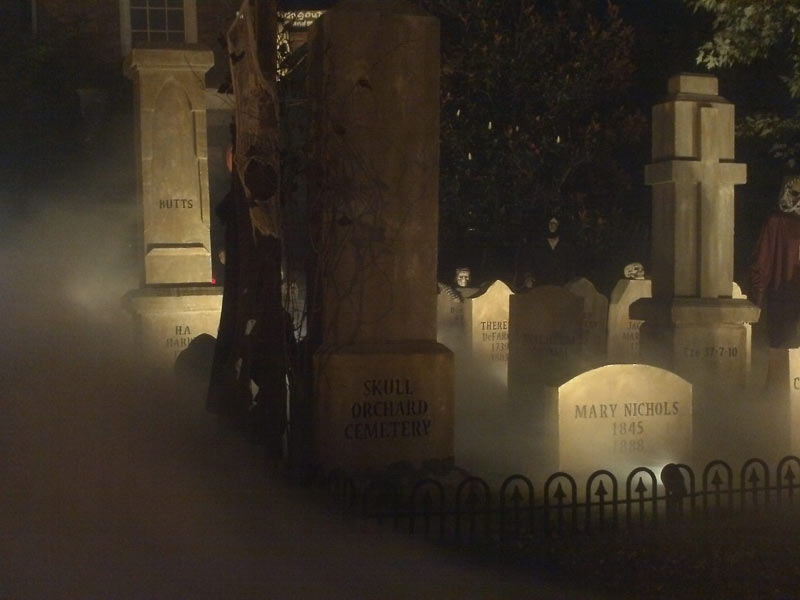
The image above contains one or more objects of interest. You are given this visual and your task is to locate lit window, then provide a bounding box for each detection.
[131,0,185,44]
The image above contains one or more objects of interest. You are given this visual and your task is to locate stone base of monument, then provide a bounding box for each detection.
[124,286,223,369]
[313,341,454,473]
[144,246,214,286]
[631,297,760,396]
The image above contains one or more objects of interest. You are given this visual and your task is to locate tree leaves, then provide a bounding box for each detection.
[418,0,645,278]
[690,1,800,170]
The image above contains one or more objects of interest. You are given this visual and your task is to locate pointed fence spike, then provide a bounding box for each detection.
[711,470,723,487]
[554,482,566,500]
[748,469,761,485]
[595,480,608,499]
[785,466,797,484]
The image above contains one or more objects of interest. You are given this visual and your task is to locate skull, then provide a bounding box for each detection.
[778,176,800,215]
[455,267,471,288]
[624,262,646,280]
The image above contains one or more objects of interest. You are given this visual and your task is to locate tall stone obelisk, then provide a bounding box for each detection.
[307,0,454,472]
[124,48,223,368]
[632,74,760,394]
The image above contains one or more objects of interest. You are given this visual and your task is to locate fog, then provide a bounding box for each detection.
[0,184,612,598]
[445,293,793,489]
[1,150,789,598]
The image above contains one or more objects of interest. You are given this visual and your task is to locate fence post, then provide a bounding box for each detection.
[661,463,687,520]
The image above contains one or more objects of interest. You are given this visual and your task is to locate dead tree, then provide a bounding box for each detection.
[207,0,287,458]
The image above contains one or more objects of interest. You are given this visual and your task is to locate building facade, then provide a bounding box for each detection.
[14,1,323,90]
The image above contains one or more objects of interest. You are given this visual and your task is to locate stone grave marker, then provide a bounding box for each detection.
[309,0,453,472]
[508,285,583,400]
[754,348,797,459]
[732,282,753,380]
[607,278,652,363]
[783,349,800,458]
[123,48,223,368]
[463,279,513,384]
[634,73,759,395]
[565,277,608,366]
[553,364,692,480]
[436,284,465,347]
[436,267,479,348]
[125,48,215,285]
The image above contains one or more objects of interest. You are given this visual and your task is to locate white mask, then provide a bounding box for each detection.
[778,176,800,215]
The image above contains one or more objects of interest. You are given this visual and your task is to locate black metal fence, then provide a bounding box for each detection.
[317,456,800,546]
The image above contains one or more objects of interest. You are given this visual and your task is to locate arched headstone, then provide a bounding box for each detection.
[607,278,652,363]
[565,277,608,366]
[508,285,583,399]
[463,280,513,384]
[554,364,692,479]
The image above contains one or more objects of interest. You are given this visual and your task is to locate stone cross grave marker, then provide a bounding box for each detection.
[634,74,759,393]
[645,73,746,299]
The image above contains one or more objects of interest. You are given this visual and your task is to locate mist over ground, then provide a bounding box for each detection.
[0,116,791,598]
[0,172,610,597]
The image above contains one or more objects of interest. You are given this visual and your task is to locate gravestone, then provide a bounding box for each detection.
[508,285,583,401]
[765,349,800,457]
[633,74,759,395]
[732,282,753,380]
[436,268,478,346]
[462,280,513,384]
[565,277,608,366]
[123,48,223,368]
[607,278,652,363]
[553,364,692,480]
[436,284,465,347]
[308,0,453,472]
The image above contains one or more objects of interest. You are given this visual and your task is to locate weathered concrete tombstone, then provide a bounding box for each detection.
[551,364,693,481]
[436,268,478,348]
[565,277,608,366]
[508,285,583,402]
[607,277,652,363]
[436,286,464,348]
[732,282,754,381]
[632,73,759,396]
[123,48,223,368]
[765,349,800,457]
[462,279,513,385]
[308,0,453,473]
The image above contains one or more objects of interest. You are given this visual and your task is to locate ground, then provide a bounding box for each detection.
[2,170,799,600]
[0,193,604,599]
